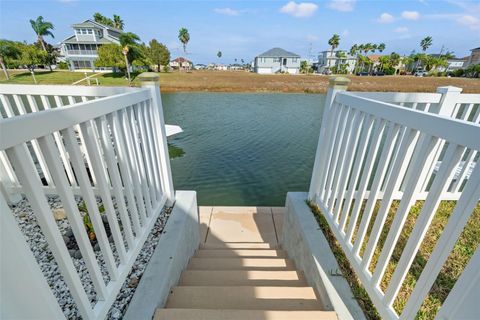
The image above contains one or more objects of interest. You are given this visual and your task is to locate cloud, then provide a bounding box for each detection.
[280,1,318,17]
[394,26,409,33]
[401,11,420,20]
[458,15,480,30]
[214,8,240,16]
[342,29,349,36]
[378,12,395,23]
[328,0,356,12]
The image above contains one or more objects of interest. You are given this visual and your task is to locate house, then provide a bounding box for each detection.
[317,50,357,74]
[254,48,301,74]
[194,64,207,70]
[214,64,228,71]
[169,57,193,71]
[436,58,467,72]
[466,47,480,66]
[60,19,123,71]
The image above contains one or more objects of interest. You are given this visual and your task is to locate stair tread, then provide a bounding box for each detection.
[180,270,307,286]
[196,249,286,258]
[166,286,323,310]
[201,242,279,249]
[154,309,338,320]
[188,257,296,270]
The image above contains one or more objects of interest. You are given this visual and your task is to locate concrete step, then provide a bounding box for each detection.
[165,286,323,310]
[195,249,287,258]
[201,242,278,249]
[179,270,307,287]
[154,309,338,320]
[187,257,296,271]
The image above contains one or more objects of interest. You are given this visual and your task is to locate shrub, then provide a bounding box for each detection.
[57,61,69,69]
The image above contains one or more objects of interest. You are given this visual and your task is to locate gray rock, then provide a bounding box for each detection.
[93,243,100,251]
[65,228,74,238]
[74,250,82,259]
[53,208,67,221]
[62,235,70,244]
[68,249,76,257]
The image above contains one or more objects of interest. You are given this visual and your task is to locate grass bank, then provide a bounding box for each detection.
[1,70,479,93]
[309,200,480,320]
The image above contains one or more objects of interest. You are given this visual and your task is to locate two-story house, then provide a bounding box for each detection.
[60,19,123,71]
[317,50,357,74]
[466,47,480,67]
[254,48,301,74]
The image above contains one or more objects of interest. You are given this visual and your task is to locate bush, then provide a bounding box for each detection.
[453,69,464,77]
[384,67,395,75]
[57,61,69,70]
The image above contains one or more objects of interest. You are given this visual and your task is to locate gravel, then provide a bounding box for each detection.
[8,195,172,319]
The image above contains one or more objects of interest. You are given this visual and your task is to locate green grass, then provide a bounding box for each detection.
[309,200,480,320]
[168,143,185,159]
[0,70,96,85]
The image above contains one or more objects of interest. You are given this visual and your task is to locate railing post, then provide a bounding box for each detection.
[418,86,463,192]
[139,72,175,206]
[0,159,22,204]
[308,76,350,201]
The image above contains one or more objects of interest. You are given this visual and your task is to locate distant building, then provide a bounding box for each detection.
[60,19,123,71]
[194,64,207,70]
[317,50,357,74]
[170,57,193,71]
[254,48,301,74]
[466,47,480,66]
[440,58,467,72]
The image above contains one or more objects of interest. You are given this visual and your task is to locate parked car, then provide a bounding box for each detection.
[373,71,385,76]
[357,71,369,76]
[414,70,428,77]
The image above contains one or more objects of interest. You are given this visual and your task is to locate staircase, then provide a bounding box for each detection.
[154,207,338,320]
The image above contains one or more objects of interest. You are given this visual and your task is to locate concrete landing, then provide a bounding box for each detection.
[199,206,284,246]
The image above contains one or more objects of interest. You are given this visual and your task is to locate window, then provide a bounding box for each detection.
[81,29,87,34]
[87,29,93,34]
[273,58,280,63]
[73,60,92,69]
[292,58,298,62]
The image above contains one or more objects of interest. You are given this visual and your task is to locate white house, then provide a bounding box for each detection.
[317,50,357,74]
[169,57,193,71]
[60,19,123,71]
[254,48,301,74]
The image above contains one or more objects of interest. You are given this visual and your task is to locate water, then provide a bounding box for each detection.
[162,93,325,206]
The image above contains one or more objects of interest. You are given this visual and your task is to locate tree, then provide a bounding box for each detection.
[95,44,124,71]
[119,32,141,82]
[178,28,190,53]
[18,44,48,83]
[29,16,54,52]
[29,16,54,71]
[0,40,20,80]
[300,60,312,74]
[328,34,340,56]
[93,13,114,27]
[377,43,386,53]
[420,36,433,52]
[146,39,170,72]
[217,51,222,59]
[113,15,124,30]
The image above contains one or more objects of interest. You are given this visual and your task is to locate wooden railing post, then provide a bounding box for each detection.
[139,72,175,206]
[308,76,350,201]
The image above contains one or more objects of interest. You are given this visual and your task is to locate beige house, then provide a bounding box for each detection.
[170,57,193,71]
[466,47,480,66]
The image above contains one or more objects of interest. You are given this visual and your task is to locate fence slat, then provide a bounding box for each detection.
[119,109,148,224]
[400,164,480,320]
[108,113,142,235]
[37,134,108,300]
[361,128,419,269]
[95,116,135,249]
[79,121,127,264]
[339,115,375,232]
[5,144,93,319]
[62,127,118,280]
[383,143,465,306]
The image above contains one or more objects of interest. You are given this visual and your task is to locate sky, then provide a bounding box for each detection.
[0,0,479,64]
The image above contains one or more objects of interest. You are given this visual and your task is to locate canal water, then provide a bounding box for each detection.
[162,93,326,206]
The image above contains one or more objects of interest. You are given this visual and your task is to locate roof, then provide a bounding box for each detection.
[172,57,192,63]
[62,35,116,44]
[367,54,384,62]
[257,47,300,58]
[72,19,123,33]
[471,47,480,51]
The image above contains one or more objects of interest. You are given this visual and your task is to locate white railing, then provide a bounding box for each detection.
[67,49,98,55]
[0,76,174,319]
[308,78,480,319]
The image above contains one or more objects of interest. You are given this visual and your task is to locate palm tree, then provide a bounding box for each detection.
[178,28,190,54]
[119,32,141,82]
[29,16,54,52]
[113,15,124,30]
[217,51,222,59]
[328,34,340,57]
[420,36,433,52]
[377,43,386,53]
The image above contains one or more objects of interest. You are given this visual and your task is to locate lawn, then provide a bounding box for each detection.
[310,200,480,320]
[1,70,479,93]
